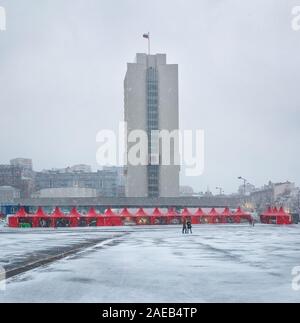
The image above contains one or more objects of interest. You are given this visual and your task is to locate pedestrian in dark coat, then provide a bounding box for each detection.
[182,220,187,234]
[186,221,192,234]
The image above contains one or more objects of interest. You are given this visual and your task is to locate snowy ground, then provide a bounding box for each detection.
[0,224,300,302]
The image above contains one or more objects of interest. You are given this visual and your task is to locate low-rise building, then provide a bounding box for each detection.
[249,181,296,212]
[34,168,118,197]
[32,187,97,198]
[0,186,20,203]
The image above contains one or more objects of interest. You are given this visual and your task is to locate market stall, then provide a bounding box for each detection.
[34,207,51,228]
[8,207,27,228]
[277,207,292,224]
[221,207,235,224]
[104,208,122,226]
[51,207,70,228]
[150,208,167,225]
[135,208,151,225]
[260,206,272,223]
[207,208,220,224]
[166,207,181,225]
[192,208,206,224]
[120,208,136,226]
[181,207,192,223]
[86,207,99,226]
[17,207,34,228]
[234,207,252,223]
[261,206,292,225]
[68,207,80,227]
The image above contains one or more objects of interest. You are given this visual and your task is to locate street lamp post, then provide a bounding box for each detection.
[238,176,248,207]
[238,176,247,196]
[216,187,224,196]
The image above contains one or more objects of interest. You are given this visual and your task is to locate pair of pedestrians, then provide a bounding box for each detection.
[182,220,192,234]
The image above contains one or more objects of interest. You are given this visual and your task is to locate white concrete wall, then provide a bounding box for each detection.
[158,64,179,197]
[124,61,148,197]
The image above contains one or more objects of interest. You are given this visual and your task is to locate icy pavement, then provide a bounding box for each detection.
[1,224,300,302]
[0,227,127,274]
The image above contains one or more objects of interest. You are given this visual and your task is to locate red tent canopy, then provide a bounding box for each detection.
[261,206,291,225]
[104,208,122,226]
[67,207,80,227]
[104,208,117,217]
[233,207,252,223]
[234,207,245,216]
[120,208,134,217]
[34,207,48,218]
[166,207,180,225]
[9,207,28,228]
[135,208,150,225]
[15,207,28,217]
[135,208,149,217]
[221,207,233,216]
[69,207,81,218]
[86,207,99,217]
[152,208,163,216]
[194,208,206,216]
[277,207,291,224]
[150,208,167,225]
[181,208,192,217]
[278,206,289,216]
[166,207,178,216]
[261,206,273,216]
[208,208,219,216]
[51,207,65,218]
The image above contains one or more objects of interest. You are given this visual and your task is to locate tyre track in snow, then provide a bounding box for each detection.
[4,233,128,279]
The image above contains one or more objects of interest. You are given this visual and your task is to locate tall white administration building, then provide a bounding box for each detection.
[124,53,180,197]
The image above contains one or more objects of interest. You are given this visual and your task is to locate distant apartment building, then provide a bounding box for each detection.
[103,166,125,197]
[32,187,97,198]
[34,168,119,197]
[250,181,296,211]
[0,186,21,203]
[180,185,195,196]
[0,165,23,188]
[124,53,180,197]
[10,158,32,170]
[1,159,125,198]
[69,164,92,173]
[238,183,256,196]
[0,164,33,198]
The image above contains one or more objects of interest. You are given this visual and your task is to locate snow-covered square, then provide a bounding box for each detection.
[0,224,300,302]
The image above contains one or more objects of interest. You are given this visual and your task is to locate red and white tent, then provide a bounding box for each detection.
[166,207,181,225]
[221,207,235,223]
[104,208,122,226]
[68,207,81,227]
[151,208,167,225]
[261,206,292,225]
[51,207,69,227]
[192,208,206,224]
[120,208,136,225]
[8,207,28,228]
[135,208,150,225]
[33,207,50,227]
[208,208,221,224]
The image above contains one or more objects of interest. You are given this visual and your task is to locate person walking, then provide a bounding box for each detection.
[187,220,192,234]
[182,220,187,234]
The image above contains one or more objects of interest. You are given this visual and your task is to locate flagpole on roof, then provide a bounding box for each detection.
[143,32,150,55]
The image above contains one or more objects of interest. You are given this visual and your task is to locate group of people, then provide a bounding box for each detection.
[182,220,192,234]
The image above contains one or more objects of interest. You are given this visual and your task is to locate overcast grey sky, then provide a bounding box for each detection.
[0,0,300,193]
